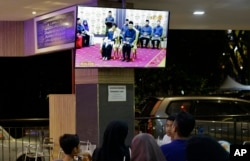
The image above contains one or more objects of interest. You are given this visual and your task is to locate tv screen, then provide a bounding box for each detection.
[75,6,170,68]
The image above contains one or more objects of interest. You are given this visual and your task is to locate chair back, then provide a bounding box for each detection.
[24,144,43,161]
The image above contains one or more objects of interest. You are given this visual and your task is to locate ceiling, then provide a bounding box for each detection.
[1,0,250,30]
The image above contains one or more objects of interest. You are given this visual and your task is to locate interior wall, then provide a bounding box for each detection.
[76,84,98,145]
[98,68,135,146]
[24,18,35,55]
[0,21,24,56]
[98,83,134,146]
[49,94,76,159]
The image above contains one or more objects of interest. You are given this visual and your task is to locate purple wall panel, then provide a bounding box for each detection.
[24,18,35,55]
[76,84,98,145]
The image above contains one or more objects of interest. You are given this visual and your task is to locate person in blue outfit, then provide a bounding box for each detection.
[76,18,90,47]
[139,20,152,48]
[82,20,89,31]
[134,22,141,46]
[121,19,129,36]
[82,19,90,47]
[101,28,114,60]
[83,19,95,46]
[151,20,163,49]
[160,111,195,161]
[122,21,136,62]
[105,11,115,35]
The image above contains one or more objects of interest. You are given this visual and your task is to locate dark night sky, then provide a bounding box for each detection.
[167,30,226,76]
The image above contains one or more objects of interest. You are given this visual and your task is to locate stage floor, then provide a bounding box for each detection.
[75,41,167,68]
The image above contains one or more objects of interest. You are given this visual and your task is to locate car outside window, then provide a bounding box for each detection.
[166,101,192,115]
[194,100,234,116]
[233,102,250,114]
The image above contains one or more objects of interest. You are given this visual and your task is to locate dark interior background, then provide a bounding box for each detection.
[0,49,73,125]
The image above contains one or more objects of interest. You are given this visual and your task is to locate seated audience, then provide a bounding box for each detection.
[186,135,230,161]
[57,133,81,161]
[151,20,163,49]
[134,22,142,35]
[131,133,166,161]
[76,18,90,47]
[92,120,130,161]
[122,21,136,62]
[160,111,196,161]
[82,20,94,46]
[134,22,141,46]
[139,20,152,48]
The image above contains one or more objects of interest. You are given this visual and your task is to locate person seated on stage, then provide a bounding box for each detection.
[81,20,91,47]
[111,23,122,59]
[105,10,115,35]
[82,20,95,46]
[134,22,142,46]
[139,19,152,48]
[77,18,84,35]
[151,20,163,49]
[100,29,114,61]
[119,19,129,55]
[76,18,90,47]
[134,22,142,33]
[122,21,136,62]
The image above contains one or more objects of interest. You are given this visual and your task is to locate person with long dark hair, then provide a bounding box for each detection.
[92,120,130,161]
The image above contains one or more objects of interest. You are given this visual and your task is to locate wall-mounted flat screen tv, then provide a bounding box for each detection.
[75,6,170,68]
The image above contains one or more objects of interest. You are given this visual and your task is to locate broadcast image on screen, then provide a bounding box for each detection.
[75,6,170,68]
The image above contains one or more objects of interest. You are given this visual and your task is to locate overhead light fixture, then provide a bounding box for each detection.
[32,11,37,15]
[193,11,205,15]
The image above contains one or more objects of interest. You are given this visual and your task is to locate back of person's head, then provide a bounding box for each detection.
[186,135,229,161]
[131,133,166,161]
[167,114,176,122]
[174,111,195,137]
[102,120,128,148]
[59,134,80,155]
[98,120,129,161]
